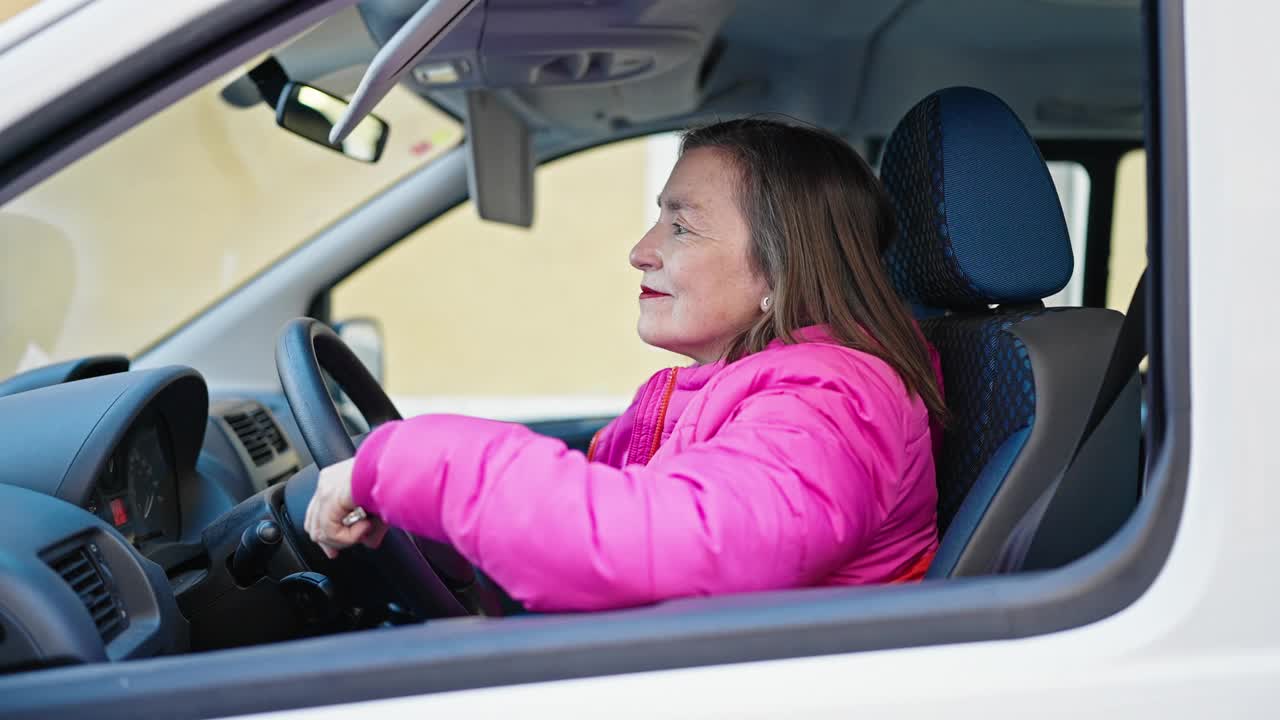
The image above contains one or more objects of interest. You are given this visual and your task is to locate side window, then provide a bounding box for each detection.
[330,134,683,421]
[1107,149,1148,310]
[1044,161,1092,307]
[1042,146,1147,310]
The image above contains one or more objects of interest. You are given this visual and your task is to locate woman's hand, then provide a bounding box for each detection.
[304,458,389,559]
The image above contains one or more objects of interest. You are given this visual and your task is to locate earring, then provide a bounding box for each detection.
[760,296,772,312]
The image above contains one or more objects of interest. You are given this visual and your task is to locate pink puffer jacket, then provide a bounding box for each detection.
[351,326,940,612]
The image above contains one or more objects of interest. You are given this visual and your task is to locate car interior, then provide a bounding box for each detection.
[0,0,1156,713]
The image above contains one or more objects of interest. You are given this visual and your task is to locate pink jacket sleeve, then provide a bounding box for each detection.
[351,381,902,612]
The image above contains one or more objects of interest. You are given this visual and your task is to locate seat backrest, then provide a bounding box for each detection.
[879,87,1142,578]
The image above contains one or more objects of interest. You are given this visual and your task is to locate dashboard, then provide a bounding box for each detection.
[84,412,182,549]
[0,365,310,674]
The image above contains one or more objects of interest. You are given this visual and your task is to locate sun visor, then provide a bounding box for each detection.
[465,89,533,228]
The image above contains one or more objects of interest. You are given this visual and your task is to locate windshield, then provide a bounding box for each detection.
[0,56,462,377]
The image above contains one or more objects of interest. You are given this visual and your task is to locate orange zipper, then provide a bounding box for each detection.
[645,367,680,463]
[589,366,680,465]
[586,428,602,461]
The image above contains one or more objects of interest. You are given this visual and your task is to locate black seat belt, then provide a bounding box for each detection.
[1083,269,1148,441]
[994,268,1149,573]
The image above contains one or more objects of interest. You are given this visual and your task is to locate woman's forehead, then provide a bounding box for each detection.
[662,148,737,217]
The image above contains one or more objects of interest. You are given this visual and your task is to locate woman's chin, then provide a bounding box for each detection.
[636,326,663,349]
[637,323,678,354]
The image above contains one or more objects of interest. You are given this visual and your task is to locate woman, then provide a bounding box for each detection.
[304,118,946,612]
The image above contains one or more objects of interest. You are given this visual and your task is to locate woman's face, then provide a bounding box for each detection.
[630,146,770,364]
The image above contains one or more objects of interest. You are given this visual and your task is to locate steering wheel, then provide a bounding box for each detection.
[274,317,486,620]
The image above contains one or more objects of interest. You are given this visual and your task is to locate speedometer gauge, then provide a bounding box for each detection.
[124,422,180,544]
[100,455,125,493]
[128,446,158,518]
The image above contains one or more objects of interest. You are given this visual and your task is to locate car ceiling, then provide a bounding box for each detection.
[282,0,1145,152]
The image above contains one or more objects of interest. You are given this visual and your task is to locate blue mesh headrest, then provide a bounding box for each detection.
[880,87,1073,308]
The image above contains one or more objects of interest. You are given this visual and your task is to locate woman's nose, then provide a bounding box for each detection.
[630,227,662,271]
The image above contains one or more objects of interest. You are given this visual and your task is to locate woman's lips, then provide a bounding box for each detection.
[640,286,670,299]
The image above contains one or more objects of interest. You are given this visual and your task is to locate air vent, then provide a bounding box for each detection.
[254,408,289,453]
[224,406,289,466]
[48,544,127,643]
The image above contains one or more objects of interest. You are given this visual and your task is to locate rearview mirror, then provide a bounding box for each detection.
[276,83,389,163]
